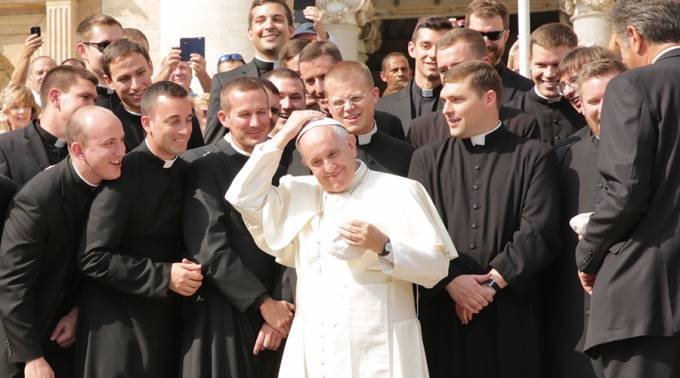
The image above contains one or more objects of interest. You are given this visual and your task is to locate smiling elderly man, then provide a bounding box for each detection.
[226,112,456,378]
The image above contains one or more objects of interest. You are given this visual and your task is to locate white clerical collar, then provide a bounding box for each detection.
[144,139,178,168]
[470,121,502,146]
[124,107,142,116]
[651,45,680,64]
[534,86,561,103]
[223,133,252,157]
[70,160,98,187]
[254,56,276,63]
[357,122,378,146]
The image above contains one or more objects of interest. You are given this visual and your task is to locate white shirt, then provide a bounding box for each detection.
[356,122,378,146]
[470,121,502,146]
[224,132,251,156]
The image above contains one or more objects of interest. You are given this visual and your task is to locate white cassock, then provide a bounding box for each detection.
[226,140,457,378]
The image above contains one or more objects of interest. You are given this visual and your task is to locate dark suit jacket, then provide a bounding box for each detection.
[407,106,541,148]
[575,48,680,351]
[374,110,405,140]
[0,159,90,377]
[0,176,17,236]
[204,61,259,144]
[498,64,534,105]
[0,122,51,188]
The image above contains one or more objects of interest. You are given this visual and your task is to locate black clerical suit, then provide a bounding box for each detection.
[575,48,680,377]
[0,158,94,378]
[409,125,560,378]
[181,138,288,378]
[0,121,67,187]
[541,128,599,378]
[76,142,187,378]
[376,79,440,135]
[497,64,533,104]
[204,60,274,144]
[0,175,16,236]
[374,110,405,140]
[510,88,585,146]
[408,106,541,148]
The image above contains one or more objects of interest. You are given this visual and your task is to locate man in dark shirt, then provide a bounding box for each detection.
[510,23,584,145]
[0,105,125,378]
[0,65,98,187]
[77,81,203,378]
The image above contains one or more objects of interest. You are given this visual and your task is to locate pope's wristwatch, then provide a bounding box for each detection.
[379,240,392,257]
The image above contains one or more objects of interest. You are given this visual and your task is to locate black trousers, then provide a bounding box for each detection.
[591,335,680,378]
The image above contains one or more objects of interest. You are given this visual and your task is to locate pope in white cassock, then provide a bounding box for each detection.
[226,111,457,378]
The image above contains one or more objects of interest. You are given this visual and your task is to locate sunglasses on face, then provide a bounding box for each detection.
[218,53,245,63]
[477,30,506,41]
[82,40,112,53]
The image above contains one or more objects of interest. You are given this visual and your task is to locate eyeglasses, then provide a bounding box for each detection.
[558,75,579,92]
[477,30,506,41]
[81,40,112,53]
[218,53,245,63]
[329,95,367,110]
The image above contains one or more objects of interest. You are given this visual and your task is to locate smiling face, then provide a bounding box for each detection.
[2,102,32,130]
[440,79,496,139]
[269,76,306,119]
[531,44,572,98]
[298,126,357,193]
[325,75,379,136]
[560,71,580,111]
[104,52,153,113]
[219,88,271,153]
[299,55,337,109]
[75,112,126,183]
[579,74,616,137]
[409,28,448,86]
[141,95,193,159]
[248,2,293,59]
[381,55,411,89]
[170,61,192,91]
[467,14,509,66]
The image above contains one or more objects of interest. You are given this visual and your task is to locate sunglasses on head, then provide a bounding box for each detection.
[477,30,506,41]
[82,40,112,53]
[218,53,244,63]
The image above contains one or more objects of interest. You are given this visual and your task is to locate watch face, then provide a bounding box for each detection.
[385,241,393,252]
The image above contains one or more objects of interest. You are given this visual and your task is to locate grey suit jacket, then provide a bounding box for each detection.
[0,122,51,188]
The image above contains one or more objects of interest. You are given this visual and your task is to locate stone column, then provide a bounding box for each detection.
[317,0,381,62]
[562,0,615,47]
[159,0,252,77]
[46,0,75,63]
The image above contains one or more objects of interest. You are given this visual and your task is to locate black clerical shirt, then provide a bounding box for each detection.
[410,80,441,119]
[34,120,67,165]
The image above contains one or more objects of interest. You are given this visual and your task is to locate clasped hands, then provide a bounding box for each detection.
[446,269,507,325]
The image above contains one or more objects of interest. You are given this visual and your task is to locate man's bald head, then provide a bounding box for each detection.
[66,105,122,148]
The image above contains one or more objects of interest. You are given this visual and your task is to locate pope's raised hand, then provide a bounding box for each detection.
[271,110,325,148]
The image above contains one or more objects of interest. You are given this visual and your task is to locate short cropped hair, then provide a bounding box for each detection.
[123,28,149,50]
[280,38,311,67]
[141,81,189,116]
[559,46,617,77]
[610,0,680,46]
[263,68,305,90]
[465,0,510,30]
[219,77,269,113]
[577,58,626,89]
[298,41,343,65]
[325,61,375,91]
[248,0,293,29]
[411,16,454,42]
[442,61,502,109]
[381,52,410,71]
[102,39,151,77]
[60,58,86,69]
[530,23,578,51]
[436,28,487,59]
[76,14,122,41]
[40,65,98,107]
[259,78,280,96]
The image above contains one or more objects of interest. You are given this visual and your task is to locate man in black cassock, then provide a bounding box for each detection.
[509,23,584,146]
[0,106,125,378]
[101,39,203,151]
[575,2,680,376]
[409,61,560,378]
[325,61,414,177]
[545,59,625,378]
[181,77,295,378]
[76,81,203,378]
[407,28,540,148]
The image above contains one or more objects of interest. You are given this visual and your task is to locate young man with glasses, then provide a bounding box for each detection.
[465,0,533,104]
